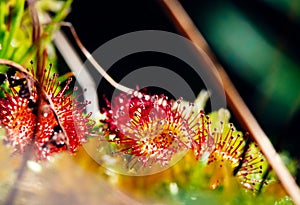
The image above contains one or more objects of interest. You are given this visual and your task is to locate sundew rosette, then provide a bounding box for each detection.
[99,90,203,175]
[34,77,94,160]
[0,65,94,160]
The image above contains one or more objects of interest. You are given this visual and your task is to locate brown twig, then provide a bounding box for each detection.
[160,0,300,204]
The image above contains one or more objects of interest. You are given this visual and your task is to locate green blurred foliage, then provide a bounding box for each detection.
[0,0,72,73]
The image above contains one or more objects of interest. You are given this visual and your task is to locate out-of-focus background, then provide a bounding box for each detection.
[64,0,300,178]
[1,1,300,204]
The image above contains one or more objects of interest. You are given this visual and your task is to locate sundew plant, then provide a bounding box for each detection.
[0,0,299,205]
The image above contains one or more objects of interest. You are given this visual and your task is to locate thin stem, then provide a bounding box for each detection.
[160,0,300,204]
[52,30,98,115]
[60,22,133,94]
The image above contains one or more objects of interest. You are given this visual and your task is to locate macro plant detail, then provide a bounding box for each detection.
[101,90,197,169]
[202,110,266,191]
[0,0,299,205]
[100,89,267,192]
[0,59,94,160]
[0,83,36,154]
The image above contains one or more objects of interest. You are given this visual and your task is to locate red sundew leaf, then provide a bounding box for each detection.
[34,99,68,160]
[34,73,94,160]
[0,93,36,153]
[0,63,94,160]
[101,89,200,170]
[188,110,215,161]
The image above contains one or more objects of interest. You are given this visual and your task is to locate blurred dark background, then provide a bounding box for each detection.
[63,0,300,181]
